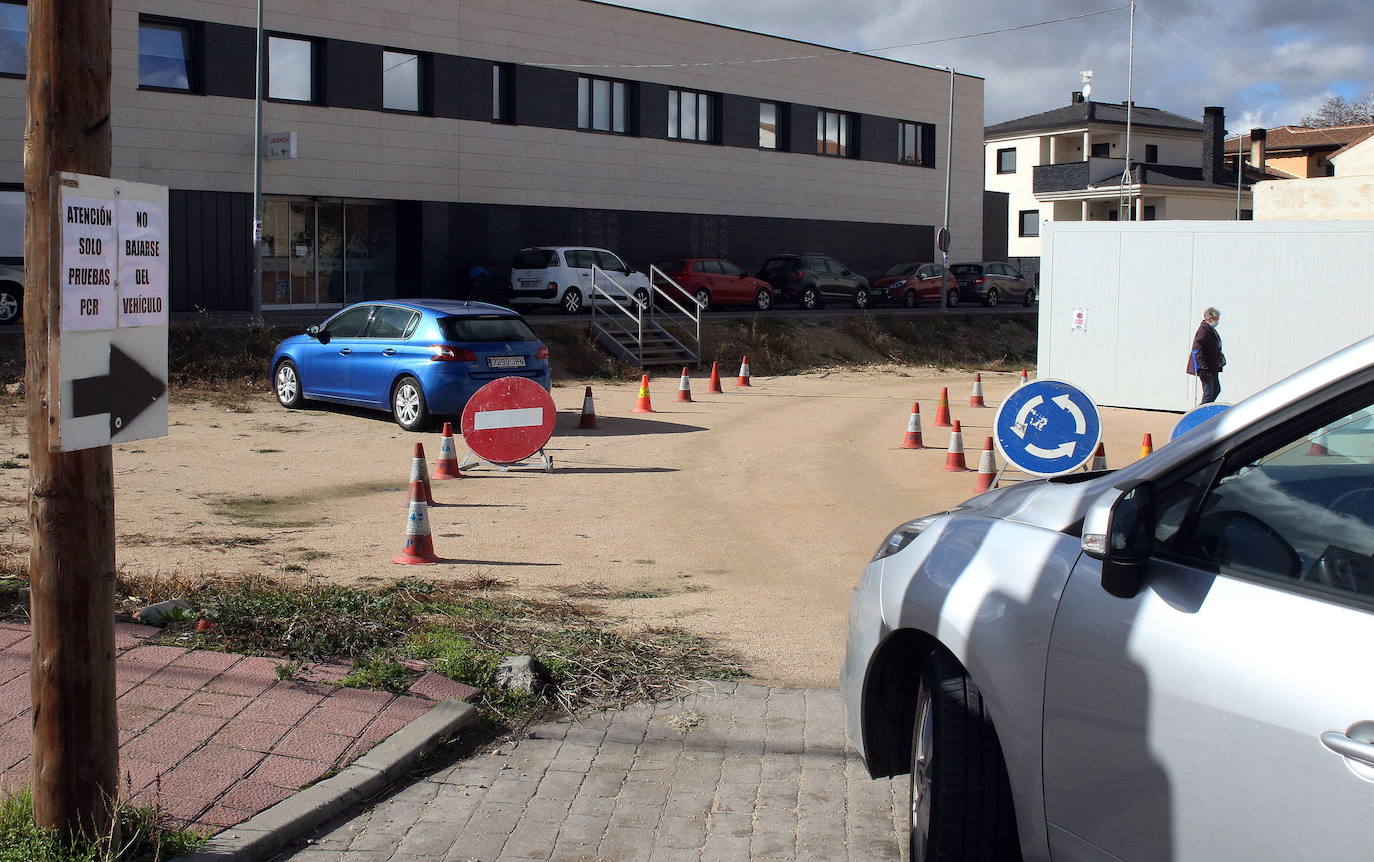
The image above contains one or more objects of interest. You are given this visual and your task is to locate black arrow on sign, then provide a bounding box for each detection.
[71,344,166,440]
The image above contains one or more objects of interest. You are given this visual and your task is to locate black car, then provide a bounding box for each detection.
[950,261,1035,307]
[756,254,870,310]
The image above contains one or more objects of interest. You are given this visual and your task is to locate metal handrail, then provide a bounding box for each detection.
[647,265,700,366]
[590,265,644,364]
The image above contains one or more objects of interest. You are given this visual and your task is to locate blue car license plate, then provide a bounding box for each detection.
[487,355,526,369]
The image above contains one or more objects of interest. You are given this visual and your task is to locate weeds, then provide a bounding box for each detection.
[0,788,205,861]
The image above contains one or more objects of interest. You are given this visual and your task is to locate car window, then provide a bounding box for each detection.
[917,264,943,279]
[718,260,743,277]
[439,315,538,342]
[368,306,418,339]
[1005,265,1025,280]
[511,249,554,269]
[759,258,795,276]
[801,256,828,273]
[565,250,592,269]
[950,264,982,277]
[702,261,725,275]
[652,260,685,273]
[323,305,373,338]
[1170,398,1374,602]
[829,259,851,274]
[691,261,711,274]
[986,263,1006,276]
[595,251,627,273]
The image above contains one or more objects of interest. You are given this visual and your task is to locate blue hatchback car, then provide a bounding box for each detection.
[271,300,551,431]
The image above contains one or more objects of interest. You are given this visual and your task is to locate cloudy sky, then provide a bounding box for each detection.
[602,0,1373,130]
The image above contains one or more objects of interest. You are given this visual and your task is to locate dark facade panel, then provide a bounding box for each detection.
[983,190,1009,261]
[721,94,757,150]
[860,115,898,164]
[439,56,492,121]
[790,105,818,155]
[638,83,669,140]
[202,22,256,99]
[1033,162,1088,194]
[324,39,382,111]
[514,66,578,130]
[168,190,252,312]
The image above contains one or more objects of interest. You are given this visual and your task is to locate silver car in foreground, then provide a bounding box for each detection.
[844,334,1374,861]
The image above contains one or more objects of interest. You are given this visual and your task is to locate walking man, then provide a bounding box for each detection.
[1187,307,1225,404]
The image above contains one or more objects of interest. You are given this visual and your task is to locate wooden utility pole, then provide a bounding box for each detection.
[23,0,118,839]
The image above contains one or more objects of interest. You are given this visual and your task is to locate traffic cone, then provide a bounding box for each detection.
[393,452,441,565]
[1307,434,1329,457]
[933,387,953,427]
[633,374,655,413]
[1019,369,1029,387]
[404,442,437,505]
[676,367,694,403]
[433,422,463,479]
[1089,441,1108,471]
[578,386,598,429]
[943,420,970,472]
[1139,433,1154,459]
[900,402,926,450]
[971,437,998,493]
[736,356,752,387]
[708,361,723,393]
[969,373,987,408]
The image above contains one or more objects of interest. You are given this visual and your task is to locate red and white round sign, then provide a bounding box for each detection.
[460,377,557,465]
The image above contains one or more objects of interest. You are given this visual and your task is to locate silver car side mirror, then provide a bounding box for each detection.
[1083,482,1155,599]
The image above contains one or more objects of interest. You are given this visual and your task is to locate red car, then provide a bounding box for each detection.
[651,258,775,311]
[871,262,959,308]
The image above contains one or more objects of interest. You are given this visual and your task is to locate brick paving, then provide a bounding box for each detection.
[278,681,909,862]
[0,620,474,833]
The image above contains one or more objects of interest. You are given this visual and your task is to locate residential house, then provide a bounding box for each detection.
[1225,123,1374,178]
[984,94,1254,279]
[1254,131,1374,220]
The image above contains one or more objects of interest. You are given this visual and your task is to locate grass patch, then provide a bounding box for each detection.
[532,323,640,382]
[0,788,206,861]
[115,573,746,729]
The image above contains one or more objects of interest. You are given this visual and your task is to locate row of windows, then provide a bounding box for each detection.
[1017,206,1159,237]
[997,143,1163,174]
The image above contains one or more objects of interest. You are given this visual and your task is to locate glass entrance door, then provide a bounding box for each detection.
[259,198,393,310]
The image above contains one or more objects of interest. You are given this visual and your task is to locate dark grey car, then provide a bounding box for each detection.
[951,261,1035,307]
[757,253,870,310]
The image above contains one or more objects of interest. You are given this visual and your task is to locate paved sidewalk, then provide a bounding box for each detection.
[0,620,474,832]
[278,681,909,862]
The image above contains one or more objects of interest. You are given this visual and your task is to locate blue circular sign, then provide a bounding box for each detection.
[993,379,1102,477]
[1171,403,1231,441]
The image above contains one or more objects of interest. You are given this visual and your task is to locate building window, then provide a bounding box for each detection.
[1091,142,1111,157]
[578,76,629,134]
[0,2,25,78]
[668,89,715,142]
[816,110,853,157]
[382,50,423,112]
[492,63,513,122]
[1019,210,1039,237]
[1145,144,1158,162]
[996,147,1016,174]
[268,35,316,102]
[899,121,935,167]
[138,19,196,91]
[759,101,787,150]
[1143,205,1157,220]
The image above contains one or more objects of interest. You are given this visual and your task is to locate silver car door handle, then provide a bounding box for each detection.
[338,348,351,355]
[382,348,396,356]
[1321,731,1374,766]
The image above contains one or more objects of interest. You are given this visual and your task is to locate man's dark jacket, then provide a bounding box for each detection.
[1188,322,1224,375]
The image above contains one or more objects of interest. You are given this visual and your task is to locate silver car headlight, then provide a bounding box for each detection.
[872,513,946,562]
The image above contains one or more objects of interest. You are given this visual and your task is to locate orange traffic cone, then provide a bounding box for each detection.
[433,422,463,479]
[578,386,598,429]
[736,356,752,387]
[933,387,953,427]
[943,421,970,472]
[971,437,998,493]
[1139,433,1154,459]
[403,442,437,505]
[676,367,694,403]
[969,373,987,408]
[1089,441,1108,471]
[1019,369,1029,387]
[901,402,926,450]
[394,449,441,565]
[633,374,655,413]
[708,361,724,393]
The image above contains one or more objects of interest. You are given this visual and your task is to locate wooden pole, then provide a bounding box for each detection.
[23,0,118,839]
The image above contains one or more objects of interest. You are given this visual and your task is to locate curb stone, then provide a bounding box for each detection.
[172,699,478,861]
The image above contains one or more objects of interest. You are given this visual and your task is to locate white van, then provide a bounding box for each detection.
[508,246,651,314]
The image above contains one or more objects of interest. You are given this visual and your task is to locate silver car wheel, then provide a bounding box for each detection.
[755,289,771,311]
[394,382,421,426]
[695,288,710,310]
[802,287,818,310]
[0,292,18,324]
[911,684,935,861]
[275,363,299,406]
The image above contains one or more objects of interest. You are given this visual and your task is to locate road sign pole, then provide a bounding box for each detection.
[23,0,120,840]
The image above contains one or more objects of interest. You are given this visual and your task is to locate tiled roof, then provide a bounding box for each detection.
[986,101,1204,137]
[1224,124,1374,155]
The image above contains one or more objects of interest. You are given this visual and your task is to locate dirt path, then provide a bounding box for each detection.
[0,369,1179,687]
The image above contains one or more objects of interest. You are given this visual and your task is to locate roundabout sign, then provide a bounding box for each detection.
[993,379,1102,477]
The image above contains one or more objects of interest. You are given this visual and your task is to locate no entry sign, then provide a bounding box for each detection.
[460,377,557,465]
